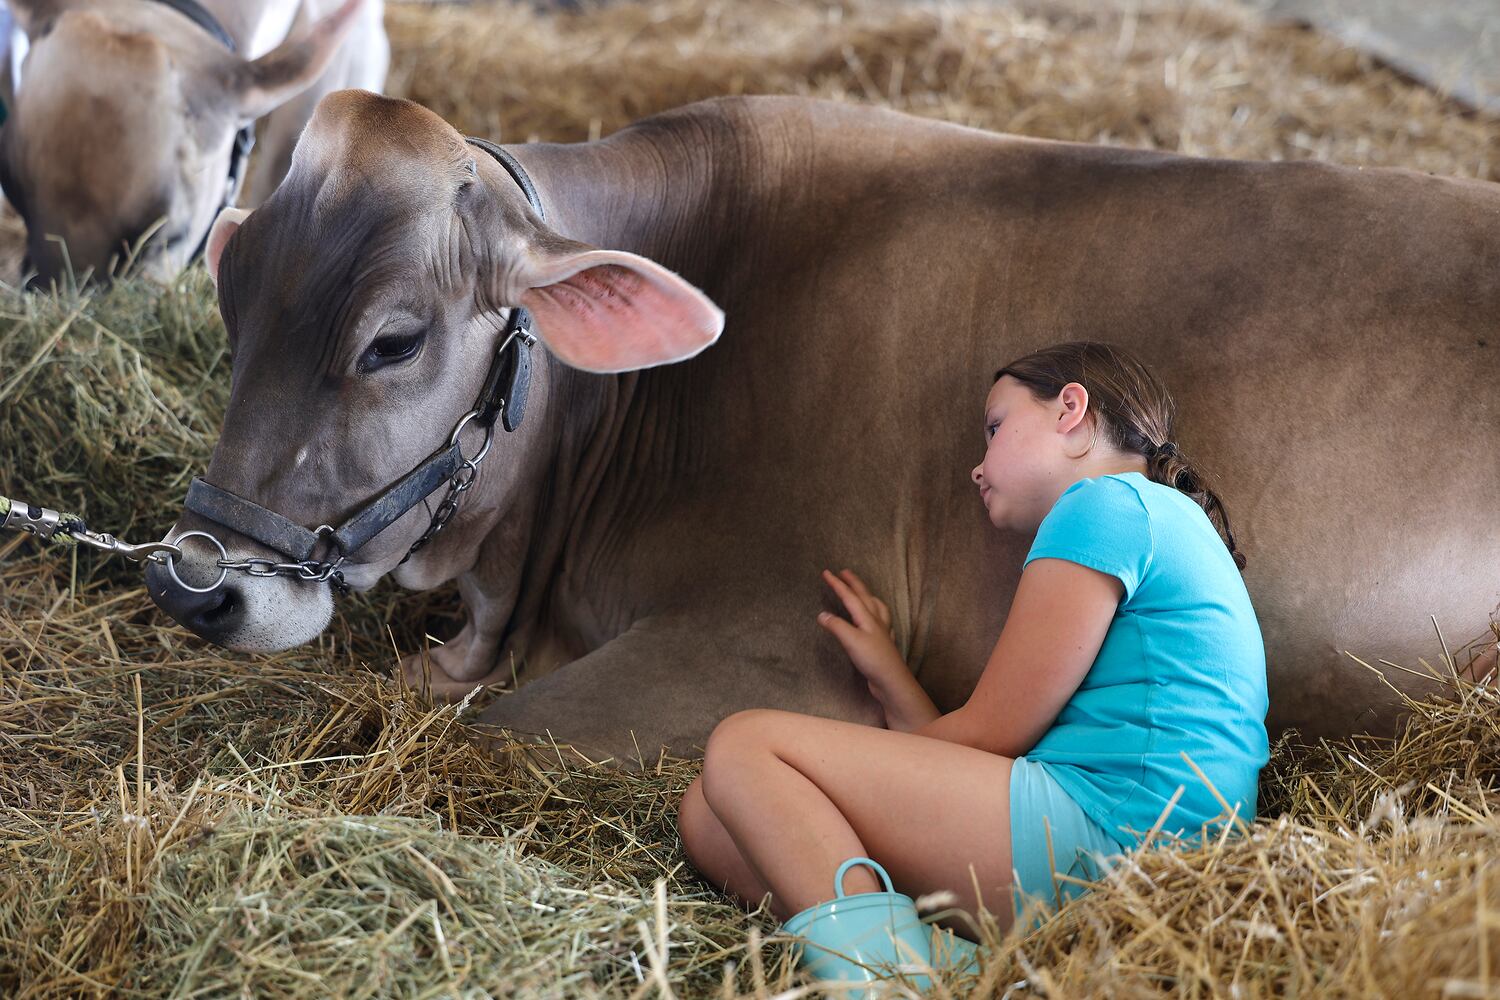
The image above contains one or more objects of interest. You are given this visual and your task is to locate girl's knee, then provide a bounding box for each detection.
[706,708,790,753]
[704,706,782,760]
[701,709,782,801]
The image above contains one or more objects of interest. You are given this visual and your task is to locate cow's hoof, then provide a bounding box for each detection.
[1462,632,1499,685]
[399,648,512,702]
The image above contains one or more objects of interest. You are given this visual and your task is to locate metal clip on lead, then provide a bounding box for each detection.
[1,500,66,541]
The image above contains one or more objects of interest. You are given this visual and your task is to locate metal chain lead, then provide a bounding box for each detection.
[2,408,494,597]
[217,556,348,582]
[2,496,184,564]
[399,411,494,565]
[2,497,349,593]
[3,351,505,596]
[206,525,350,595]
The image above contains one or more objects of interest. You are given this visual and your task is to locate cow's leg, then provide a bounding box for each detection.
[1460,621,1500,685]
[473,614,884,769]
[397,620,515,700]
[398,574,513,699]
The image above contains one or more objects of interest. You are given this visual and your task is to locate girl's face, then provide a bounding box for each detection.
[970,375,1094,534]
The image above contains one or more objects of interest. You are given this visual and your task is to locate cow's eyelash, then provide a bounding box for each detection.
[357,330,427,374]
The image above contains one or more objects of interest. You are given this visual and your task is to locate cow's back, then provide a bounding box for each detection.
[609,97,1500,740]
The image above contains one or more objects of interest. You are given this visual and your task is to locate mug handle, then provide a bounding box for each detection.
[833,856,896,897]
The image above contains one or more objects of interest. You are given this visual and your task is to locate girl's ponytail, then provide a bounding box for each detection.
[1142,440,1247,572]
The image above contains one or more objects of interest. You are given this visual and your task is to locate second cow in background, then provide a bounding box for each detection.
[0,0,387,287]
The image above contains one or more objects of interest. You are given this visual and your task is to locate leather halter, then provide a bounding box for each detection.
[180,138,543,571]
[148,0,255,261]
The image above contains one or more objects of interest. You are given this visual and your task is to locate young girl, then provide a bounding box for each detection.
[676,341,1269,945]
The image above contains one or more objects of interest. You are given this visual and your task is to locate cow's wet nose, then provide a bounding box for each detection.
[145,559,244,643]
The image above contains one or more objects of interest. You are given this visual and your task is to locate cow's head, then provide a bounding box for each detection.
[146,90,724,652]
[0,0,364,287]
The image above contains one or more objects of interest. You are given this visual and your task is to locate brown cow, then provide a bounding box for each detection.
[147,90,1500,765]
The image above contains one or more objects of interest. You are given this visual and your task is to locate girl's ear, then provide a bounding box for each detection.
[514,244,725,374]
[1056,382,1091,434]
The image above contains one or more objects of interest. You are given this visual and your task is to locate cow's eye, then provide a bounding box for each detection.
[359,331,425,373]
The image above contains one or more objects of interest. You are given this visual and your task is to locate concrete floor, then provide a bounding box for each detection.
[1255,0,1499,114]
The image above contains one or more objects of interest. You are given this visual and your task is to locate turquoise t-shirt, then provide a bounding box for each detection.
[1021,471,1269,843]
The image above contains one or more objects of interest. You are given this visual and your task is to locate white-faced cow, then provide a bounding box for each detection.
[0,0,386,287]
[147,90,1500,765]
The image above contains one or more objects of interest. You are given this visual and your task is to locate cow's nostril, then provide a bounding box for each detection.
[146,560,245,644]
[199,586,238,627]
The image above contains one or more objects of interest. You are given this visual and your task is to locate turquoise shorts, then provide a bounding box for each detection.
[1008,756,1126,924]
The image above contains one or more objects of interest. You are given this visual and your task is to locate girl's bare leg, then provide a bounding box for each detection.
[689,708,1017,930]
[678,776,774,910]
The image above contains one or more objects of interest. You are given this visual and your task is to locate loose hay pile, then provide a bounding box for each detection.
[2,0,1498,996]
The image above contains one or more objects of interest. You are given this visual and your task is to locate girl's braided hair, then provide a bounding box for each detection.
[995,341,1247,571]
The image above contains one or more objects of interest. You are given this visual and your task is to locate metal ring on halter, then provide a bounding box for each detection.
[313,524,343,558]
[448,409,495,465]
[163,530,230,595]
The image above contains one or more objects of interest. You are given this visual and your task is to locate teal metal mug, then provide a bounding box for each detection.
[930,925,981,978]
[782,857,935,993]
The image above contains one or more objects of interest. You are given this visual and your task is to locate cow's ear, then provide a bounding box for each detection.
[514,245,725,373]
[204,207,249,288]
[8,0,80,37]
[225,0,366,121]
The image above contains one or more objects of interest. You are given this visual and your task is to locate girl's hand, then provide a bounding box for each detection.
[818,569,936,730]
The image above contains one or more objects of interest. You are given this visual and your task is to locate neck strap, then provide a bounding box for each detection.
[465,136,544,432]
[148,0,236,51]
[466,137,545,222]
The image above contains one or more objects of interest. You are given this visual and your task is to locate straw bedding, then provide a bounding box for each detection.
[1,0,1497,996]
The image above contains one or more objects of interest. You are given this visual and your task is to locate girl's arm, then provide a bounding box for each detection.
[913,558,1122,757]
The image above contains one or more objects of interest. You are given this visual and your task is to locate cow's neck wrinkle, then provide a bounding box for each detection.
[538,365,645,649]
[454,343,640,657]
[464,110,758,646]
